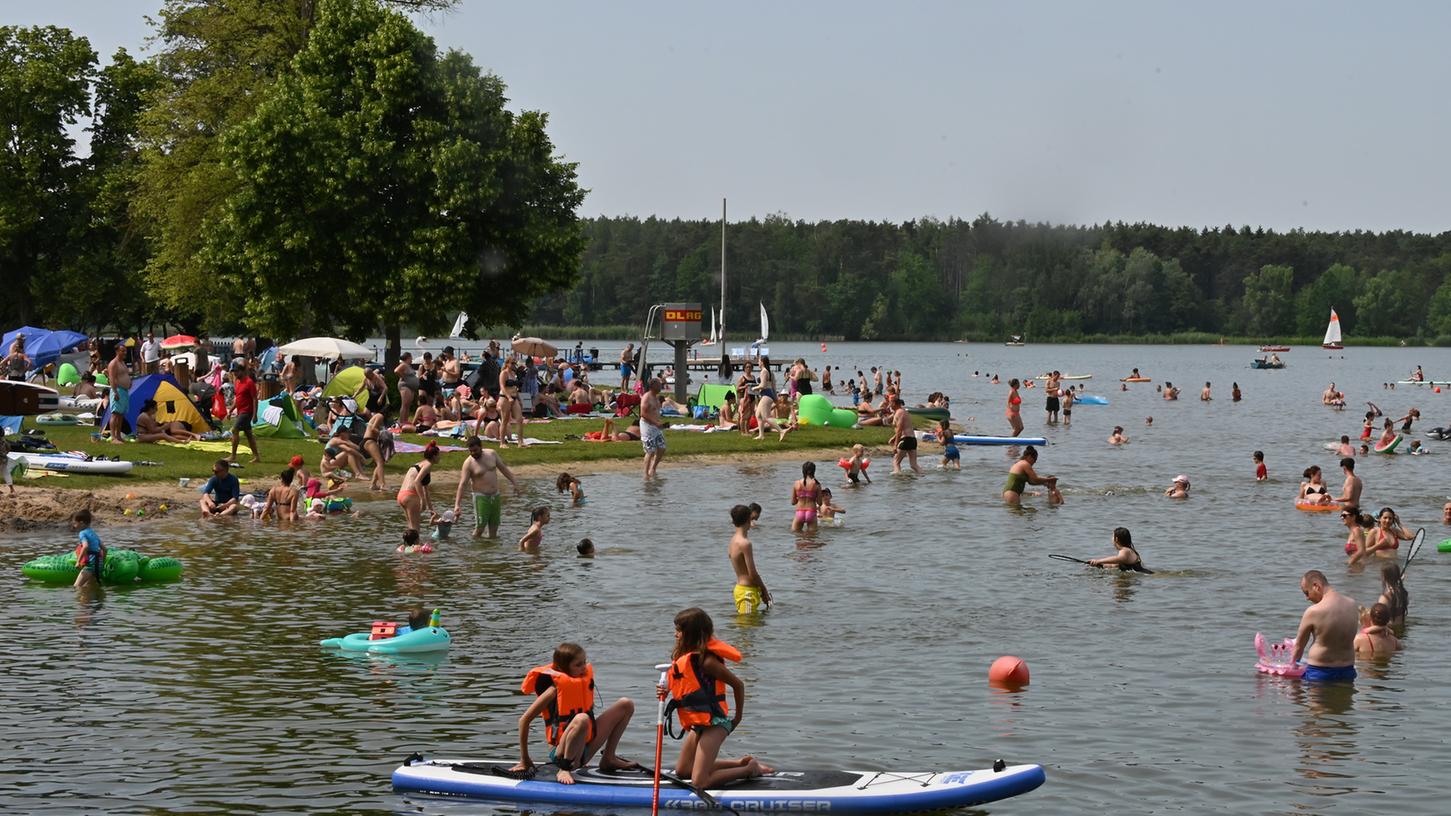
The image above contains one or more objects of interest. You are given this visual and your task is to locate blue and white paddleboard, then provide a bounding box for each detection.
[1072,394,1108,405]
[393,757,1046,813]
[952,435,1048,446]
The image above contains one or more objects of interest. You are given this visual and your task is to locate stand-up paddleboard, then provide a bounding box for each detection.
[7,452,134,475]
[1120,376,1151,382]
[952,435,1047,446]
[1073,395,1108,405]
[392,756,1046,813]
[1373,435,1402,454]
[1035,374,1091,380]
[1396,380,1451,386]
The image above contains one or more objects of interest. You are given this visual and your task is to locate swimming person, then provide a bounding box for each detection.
[1349,507,1415,565]
[938,419,960,469]
[1353,603,1401,657]
[518,507,550,553]
[556,472,584,504]
[1333,457,1362,513]
[843,443,871,485]
[1299,466,1330,504]
[1253,451,1267,481]
[728,504,771,613]
[513,642,640,784]
[1341,509,1374,562]
[398,441,440,535]
[1005,379,1023,436]
[1164,475,1190,499]
[1107,426,1128,445]
[1378,563,1408,628]
[1003,446,1059,506]
[1336,436,1354,457]
[667,608,773,788]
[1291,570,1359,682]
[816,488,844,524]
[790,462,820,532]
[1087,527,1149,572]
[1201,382,1212,401]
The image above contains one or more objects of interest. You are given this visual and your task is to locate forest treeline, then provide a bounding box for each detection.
[529,215,1451,343]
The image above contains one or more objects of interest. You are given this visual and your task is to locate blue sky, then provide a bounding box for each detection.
[17,1,1451,231]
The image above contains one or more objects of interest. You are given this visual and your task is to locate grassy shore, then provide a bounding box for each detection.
[14,418,895,491]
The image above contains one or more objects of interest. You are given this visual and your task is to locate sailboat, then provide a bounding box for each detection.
[1322,308,1344,350]
[1005,334,1026,347]
[701,307,718,346]
[449,311,469,339]
[750,301,770,357]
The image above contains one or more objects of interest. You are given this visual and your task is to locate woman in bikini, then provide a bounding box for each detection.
[1006,378,1024,436]
[362,411,389,491]
[409,400,438,433]
[395,353,419,429]
[1378,562,1409,628]
[498,358,524,447]
[790,461,821,532]
[397,442,440,534]
[474,397,503,441]
[1299,465,1331,505]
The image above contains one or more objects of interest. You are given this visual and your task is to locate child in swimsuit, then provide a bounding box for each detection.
[790,461,820,532]
[843,443,871,485]
[938,420,960,469]
[668,608,773,787]
[556,472,584,503]
[728,505,770,613]
[1353,603,1400,656]
[1087,527,1149,572]
[519,506,549,553]
[397,528,433,554]
[816,488,844,525]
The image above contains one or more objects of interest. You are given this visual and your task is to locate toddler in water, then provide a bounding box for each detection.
[398,528,434,554]
[937,420,960,469]
[748,502,762,528]
[576,537,595,557]
[1253,451,1267,481]
[843,443,872,485]
[519,506,550,552]
[430,509,455,540]
[556,472,584,503]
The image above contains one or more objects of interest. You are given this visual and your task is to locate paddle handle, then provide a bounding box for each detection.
[651,664,670,816]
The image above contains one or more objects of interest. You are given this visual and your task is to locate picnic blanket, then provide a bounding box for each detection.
[394,441,468,454]
[159,440,238,453]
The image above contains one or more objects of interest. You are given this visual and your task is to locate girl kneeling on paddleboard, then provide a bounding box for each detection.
[513,643,642,784]
[668,608,773,788]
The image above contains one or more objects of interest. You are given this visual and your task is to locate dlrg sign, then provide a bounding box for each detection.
[662,302,703,341]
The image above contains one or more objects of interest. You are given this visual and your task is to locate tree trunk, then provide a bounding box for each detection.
[384,323,401,368]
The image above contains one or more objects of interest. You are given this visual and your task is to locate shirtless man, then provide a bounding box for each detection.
[727,504,771,614]
[889,397,921,474]
[640,378,666,478]
[452,435,519,538]
[1200,382,1212,401]
[1321,382,1339,405]
[261,468,300,521]
[1333,457,1362,514]
[619,343,635,391]
[106,343,133,443]
[1291,570,1359,682]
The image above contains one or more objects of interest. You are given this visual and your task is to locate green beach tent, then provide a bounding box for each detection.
[695,383,734,411]
[253,393,313,438]
[321,365,367,405]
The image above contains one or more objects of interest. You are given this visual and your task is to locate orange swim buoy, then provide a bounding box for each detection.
[820,343,828,352]
[988,655,1030,686]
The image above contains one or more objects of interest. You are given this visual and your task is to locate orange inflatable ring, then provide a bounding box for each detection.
[1295,500,1336,512]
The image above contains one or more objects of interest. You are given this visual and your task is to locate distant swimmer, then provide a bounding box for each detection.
[1322,383,1339,405]
[1164,475,1190,499]
[1163,382,1180,400]
[1292,570,1359,682]
[1087,527,1151,573]
[1005,379,1024,437]
[1336,436,1354,457]
[1253,451,1266,481]
[1232,382,1242,402]
[1108,426,1129,445]
[1003,446,1060,506]
[1200,382,1212,401]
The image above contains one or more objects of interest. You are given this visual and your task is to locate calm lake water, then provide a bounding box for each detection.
[4,341,1450,814]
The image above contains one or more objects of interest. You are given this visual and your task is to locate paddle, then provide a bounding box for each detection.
[1402,527,1426,574]
[648,662,741,816]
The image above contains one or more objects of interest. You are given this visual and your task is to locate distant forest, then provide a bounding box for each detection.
[528,215,1451,343]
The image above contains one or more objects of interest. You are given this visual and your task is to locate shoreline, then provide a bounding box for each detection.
[0,445,875,531]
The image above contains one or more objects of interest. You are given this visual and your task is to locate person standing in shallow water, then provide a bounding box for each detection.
[1005,378,1024,436]
[1292,570,1359,682]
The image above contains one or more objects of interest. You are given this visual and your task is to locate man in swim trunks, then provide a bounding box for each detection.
[728,504,770,613]
[889,397,921,474]
[106,342,133,444]
[1333,457,1362,514]
[640,377,666,478]
[619,343,635,391]
[453,435,518,539]
[1291,570,1359,682]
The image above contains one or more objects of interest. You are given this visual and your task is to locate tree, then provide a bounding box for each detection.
[1241,264,1295,336]
[203,0,584,362]
[1353,271,1417,337]
[0,26,95,327]
[42,49,164,330]
[1426,277,1451,338]
[1294,263,1360,336]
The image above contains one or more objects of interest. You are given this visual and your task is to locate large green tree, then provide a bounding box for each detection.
[0,26,95,327]
[1241,264,1295,336]
[203,0,584,360]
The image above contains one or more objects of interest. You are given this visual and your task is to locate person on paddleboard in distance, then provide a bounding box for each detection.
[1002,446,1059,506]
[1292,570,1359,682]
[1087,527,1149,572]
[667,608,773,788]
[512,642,642,784]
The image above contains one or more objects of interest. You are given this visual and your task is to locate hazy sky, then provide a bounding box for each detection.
[16,1,1451,231]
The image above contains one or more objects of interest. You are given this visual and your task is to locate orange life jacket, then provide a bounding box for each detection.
[521,663,596,746]
[667,638,742,734]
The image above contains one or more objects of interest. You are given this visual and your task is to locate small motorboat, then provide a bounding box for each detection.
[1258,345,1291,352]
[1250,359,1286,369]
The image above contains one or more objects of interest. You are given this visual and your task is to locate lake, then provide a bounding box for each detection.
[3,341,1449,814]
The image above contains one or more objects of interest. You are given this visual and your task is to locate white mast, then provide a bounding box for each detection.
[720,198,727,345]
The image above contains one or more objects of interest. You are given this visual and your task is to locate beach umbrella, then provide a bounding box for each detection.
[160,334,197,349]
[510,336,557,358]
[1,326,89,369]
[277,336,375,361]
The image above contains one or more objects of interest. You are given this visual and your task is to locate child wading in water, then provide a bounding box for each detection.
[728,504,771,613]
[842,443,871,485]
[519,507,550,552]
[556,472,584,503]
[72,509,105,588]
[513,642,640,783]
[668,608,773,787]
[938,420,960,469]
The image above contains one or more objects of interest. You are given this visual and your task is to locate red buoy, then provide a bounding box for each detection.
[989,655,1030,686]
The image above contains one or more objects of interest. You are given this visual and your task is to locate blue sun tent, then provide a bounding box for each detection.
[100,374,209,434]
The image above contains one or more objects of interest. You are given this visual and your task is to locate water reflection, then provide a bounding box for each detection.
[1289,680,1359,801]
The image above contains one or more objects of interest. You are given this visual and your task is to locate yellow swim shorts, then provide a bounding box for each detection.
[733,584,763,614]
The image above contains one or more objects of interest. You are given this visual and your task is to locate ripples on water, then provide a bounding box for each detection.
[3,342,1449,814]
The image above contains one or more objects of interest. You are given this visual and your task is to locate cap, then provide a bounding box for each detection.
[289,455,305,468]
[1174,474,1189,484]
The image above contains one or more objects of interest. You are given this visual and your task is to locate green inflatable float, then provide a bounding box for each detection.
[57,362,80,387]
[20,548,183,586]
[797,394,858,429]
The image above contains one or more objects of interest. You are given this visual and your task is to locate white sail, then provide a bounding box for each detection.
[702,306,717,345]
[449,311,469,339]
[1323,308,1342,346]
[758,301,769,344]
